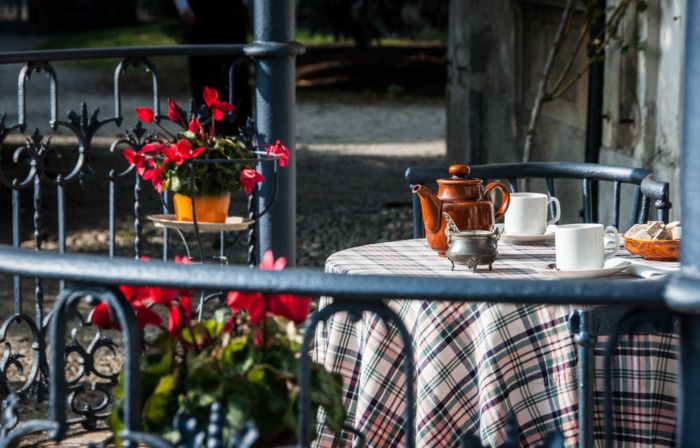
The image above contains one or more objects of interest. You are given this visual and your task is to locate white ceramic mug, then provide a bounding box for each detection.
[504,193,561,235]
[555,223,620,271]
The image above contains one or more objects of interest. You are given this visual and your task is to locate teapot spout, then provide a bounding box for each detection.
[412,184,442,234]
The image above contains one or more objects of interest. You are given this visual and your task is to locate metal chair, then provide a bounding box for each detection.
[405,161,673,447]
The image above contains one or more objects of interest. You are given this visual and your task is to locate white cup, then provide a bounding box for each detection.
[504,193,561,235]
[555,224,620,271]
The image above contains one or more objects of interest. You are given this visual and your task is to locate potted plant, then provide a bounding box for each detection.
[123,87,289,223]
[94,252,345,447]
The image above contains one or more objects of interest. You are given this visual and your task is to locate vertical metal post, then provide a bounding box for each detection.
[254,0,297,265]
[585,0,605,222]
[570,309,595,448]
[676,0,700,445]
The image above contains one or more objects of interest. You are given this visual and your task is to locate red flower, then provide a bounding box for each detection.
[240,168,265,195]
[163,140,207,165]
[163,144,184,165]
[266,140,289,168]
[135,107,155,124]
[226,251,311,325]
[203,86,219,108]
[168,98,186,127]
[175,255,192,264]
[141,142,166,154]
[179,294,192,319]
[227,291,266,325]
[148,287,178,306]
[202,86,235,122]
[119,284,152,303]
[143,165,165,193]
[133,301,163,329]
[105,256,194,336]
[91,300,162,330]
[123,149,148,175]
[91,302,117,329]
[268,294,311,324]
[188,117,202,134]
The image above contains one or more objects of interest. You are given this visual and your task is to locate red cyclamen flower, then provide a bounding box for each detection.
[189,117,202,134]
[168,98,186,127]
[162,139,206,165]
[143,165,165,193]
[239,168,265,195]
[202,86,235,122]
[135,107,155,124]
[91,300,162,330]
[266,140,289,168]
[226,251,311,325]
[94,256,194,336]
[140,142,167,154]
[123,149,149,175]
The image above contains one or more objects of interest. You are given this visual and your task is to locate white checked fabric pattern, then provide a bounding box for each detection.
[314,239,678,448]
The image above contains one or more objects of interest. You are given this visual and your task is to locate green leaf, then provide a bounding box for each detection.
[203,310,228,337]
[141,333,174,376]
[263,343,298,379]
[186,349,220,384]
[181,322,211,347]
[183,350,222,410]
[108,403,125,448]
[186,388,218,408]
[247,366,292,440]
[143,373,179,430]
[220,335,255,376]
[309,363,346,438]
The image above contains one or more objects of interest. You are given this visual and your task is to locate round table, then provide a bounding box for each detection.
[313,239,678,447]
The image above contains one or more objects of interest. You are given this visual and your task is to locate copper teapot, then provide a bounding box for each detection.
[413,164,510,254]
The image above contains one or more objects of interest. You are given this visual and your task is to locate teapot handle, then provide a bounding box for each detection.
[483,181,511,222]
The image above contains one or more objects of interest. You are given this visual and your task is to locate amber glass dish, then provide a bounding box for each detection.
[622,236,680,261]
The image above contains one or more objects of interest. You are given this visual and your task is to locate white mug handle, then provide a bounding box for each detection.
[604,226,620,260]
[547,197,561,226]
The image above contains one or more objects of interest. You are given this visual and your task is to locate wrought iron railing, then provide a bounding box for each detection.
[1,0,700,446]
[0,246,676,447]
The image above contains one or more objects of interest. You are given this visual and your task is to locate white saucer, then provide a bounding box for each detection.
[148,214,253,233]
[530,260,631,279]
[496,224,555,243]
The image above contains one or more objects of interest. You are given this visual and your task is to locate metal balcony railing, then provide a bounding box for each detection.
[0,0,700,446]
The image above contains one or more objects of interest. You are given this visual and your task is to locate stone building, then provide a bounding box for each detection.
[446,0,683,225]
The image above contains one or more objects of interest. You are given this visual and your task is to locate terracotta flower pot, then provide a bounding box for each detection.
[173,192,231,223]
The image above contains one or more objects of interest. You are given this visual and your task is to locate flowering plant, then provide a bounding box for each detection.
[124,87,289,196]
[100,252,345,446]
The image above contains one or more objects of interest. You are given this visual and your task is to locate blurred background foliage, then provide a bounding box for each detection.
[21,0,446,47]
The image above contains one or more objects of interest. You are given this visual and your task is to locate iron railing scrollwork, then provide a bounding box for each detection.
[0,35,300,428]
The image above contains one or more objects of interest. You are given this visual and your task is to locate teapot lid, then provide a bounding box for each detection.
[437,164,482,185]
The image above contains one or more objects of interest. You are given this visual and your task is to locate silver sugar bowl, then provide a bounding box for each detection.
[443,213,500,272]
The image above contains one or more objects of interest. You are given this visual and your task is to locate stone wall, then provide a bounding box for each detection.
[447,0,684,227]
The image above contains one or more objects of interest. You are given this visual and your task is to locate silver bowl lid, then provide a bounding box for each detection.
[450,230,496,239]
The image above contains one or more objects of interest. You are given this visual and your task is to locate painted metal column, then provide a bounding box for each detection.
[584,0,605,222]
[254,0,297,264]
[669,0,700,446]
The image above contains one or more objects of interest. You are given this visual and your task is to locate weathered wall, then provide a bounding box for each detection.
[447,0,684,228]
[599,0,684,224]
[447,0,590,224]
[446,0,519,165]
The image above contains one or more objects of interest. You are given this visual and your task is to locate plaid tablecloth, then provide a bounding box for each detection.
[314,239,679,448]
